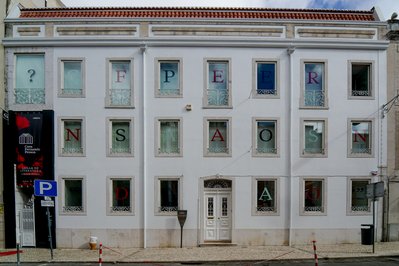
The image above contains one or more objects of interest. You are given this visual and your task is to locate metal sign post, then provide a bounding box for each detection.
[177,210,187,248]
[366,182,384,253]
[34,180,57,260]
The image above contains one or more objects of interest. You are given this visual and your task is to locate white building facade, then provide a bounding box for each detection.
[3,6,389,248]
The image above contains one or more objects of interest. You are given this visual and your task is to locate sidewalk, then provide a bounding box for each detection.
[1,241,399,264]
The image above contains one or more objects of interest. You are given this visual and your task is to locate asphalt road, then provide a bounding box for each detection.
[2,257,399,266]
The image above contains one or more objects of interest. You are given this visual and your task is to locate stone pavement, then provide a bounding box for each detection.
[0,242,399,264]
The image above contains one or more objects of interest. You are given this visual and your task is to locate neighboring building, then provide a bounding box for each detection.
[2,6,389,248]
[0,0,64,249]
[386,15,399,242]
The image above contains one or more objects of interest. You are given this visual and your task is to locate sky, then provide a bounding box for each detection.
[61,0,399,21]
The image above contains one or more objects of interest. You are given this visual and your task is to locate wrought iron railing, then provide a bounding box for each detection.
[110,89,131,106]
[159,88,180,96]
[351,206,370,212]
[256,147,277,153]
[257,206,275,212]
[352,89,370,96]
[304,206,323,212]
[304,90,325,107]
[15,88,45,104]
[208,146,228,153]
[111,206,131,212]
[111,147,131,154]
[62,147,83,154]
[207,89,229,106]
[257,89,277,95]
[158,147,180,154]
[63,206,83,212]
[351,147,371,154]
[159,206,178,212]
[304,147,324,154]
[62,87,83,96]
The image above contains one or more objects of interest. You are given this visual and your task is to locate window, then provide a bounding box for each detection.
[252,178,279,215]
[59,58,85,97]
[301,61,327,108]
[106,59,133,107]
[300,178,326,215]
[59,176,85,215]
[348,120,373,157]
[155,177,182,215]
[204,59,231,107]
[156,118,182,156]
[107,177,134,215]
[349,62,373,98]
[253,60,278,98]
[204,118,231,156]
[155,59,182,97]
[347,178,371,215]
[15,54,45,104]
[253,118,279,157]
[107,118,133,157]
[59,117,85,156]
[301,119,327,157]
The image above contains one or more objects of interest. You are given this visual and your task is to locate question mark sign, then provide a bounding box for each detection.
[27,69,35,82]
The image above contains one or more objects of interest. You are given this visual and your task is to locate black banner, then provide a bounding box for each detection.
[15,112,44,187]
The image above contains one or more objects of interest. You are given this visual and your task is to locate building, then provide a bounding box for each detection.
[2,6,389,248]
[386,15,399,242]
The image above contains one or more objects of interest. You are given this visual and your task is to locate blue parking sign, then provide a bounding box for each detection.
[34,180,57,197]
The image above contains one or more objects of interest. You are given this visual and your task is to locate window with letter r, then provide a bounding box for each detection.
[304,63,325,107]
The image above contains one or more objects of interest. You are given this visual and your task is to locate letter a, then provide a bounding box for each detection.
[259,187,272,201]
[211,129,225,141]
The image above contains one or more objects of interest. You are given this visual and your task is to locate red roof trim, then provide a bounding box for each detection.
[18,7,376,21]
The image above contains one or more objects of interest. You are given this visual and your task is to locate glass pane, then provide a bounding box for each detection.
[111,62,131,105]
[221,197,228,217]
[351,122,371,154]
[160,180,178,212]
[160,121,179,154]
[112,179,131,212]
[352,65,370,96]
[208,121,228,153]
[352,180,369,212]
[111,121,130,154]
[257,180,276,212]
[257,121,276,153]
[64,179,82,212]
[257,63,276,95]
[304,63,324,107]
[207,62,228,106]
[304,180,323,212]
[207,197,214,217]
[15,54,45,104]
[63,121,82,154]
[159,61,179,96]
[304,121,324,154]
[63,61,82,95]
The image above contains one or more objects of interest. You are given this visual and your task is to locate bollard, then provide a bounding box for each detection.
[312,240,318,266]
[98,242,103,266]
[16,243,20,266]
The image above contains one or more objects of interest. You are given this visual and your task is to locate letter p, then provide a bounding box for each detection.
[39,182,52,195]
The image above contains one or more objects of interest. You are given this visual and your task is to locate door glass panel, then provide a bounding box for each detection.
[221,197,228,217]
[207,197,214,217]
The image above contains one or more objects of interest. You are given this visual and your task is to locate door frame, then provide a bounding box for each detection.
[199,176,234,244]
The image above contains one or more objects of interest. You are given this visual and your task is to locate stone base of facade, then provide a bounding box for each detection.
[56,228,364,248]
[56,228,143,248]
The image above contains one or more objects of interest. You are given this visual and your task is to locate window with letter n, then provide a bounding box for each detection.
[62,120,83,155]
[350,121,371,156]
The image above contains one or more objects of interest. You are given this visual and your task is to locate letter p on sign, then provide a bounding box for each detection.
[34,180,57,197]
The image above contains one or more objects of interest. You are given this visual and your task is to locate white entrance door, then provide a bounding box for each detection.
[204,192,232,241]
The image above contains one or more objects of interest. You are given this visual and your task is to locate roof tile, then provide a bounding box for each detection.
[18,7,377,21]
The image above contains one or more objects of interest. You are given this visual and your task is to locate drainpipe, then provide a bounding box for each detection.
[287,46,295,246]
[140,44,147,248]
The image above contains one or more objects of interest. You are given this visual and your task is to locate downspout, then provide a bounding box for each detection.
[287,46,295,246]
[140,44,147,248]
